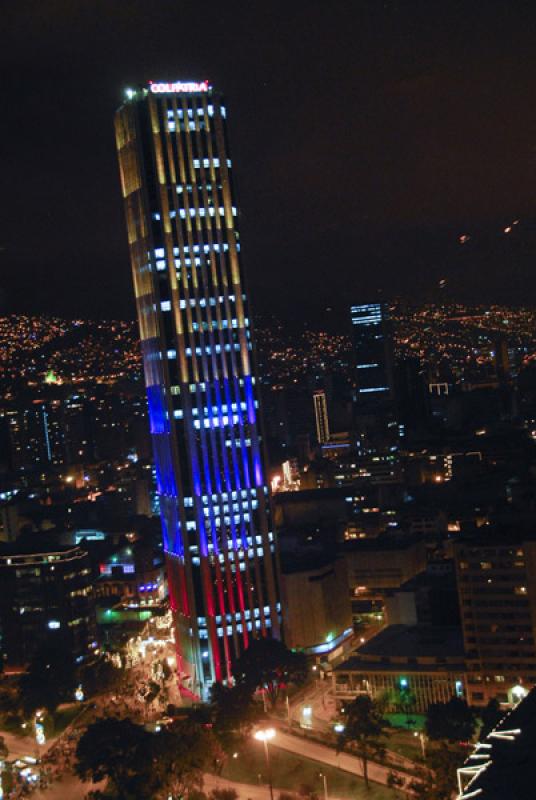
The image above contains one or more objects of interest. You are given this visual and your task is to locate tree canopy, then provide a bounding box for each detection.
[18,641,77,717]
[233,637,307,707]
[409,743,465,800]
[479,698,503,739]
[75,717,151,799]
[210,682,261,750]
[79,655,124,698]
[425,697,476,743]
[75,716,220,800]
[337,695,388,788]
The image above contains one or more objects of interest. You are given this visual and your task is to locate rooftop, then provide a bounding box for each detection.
[0,535,80,558]
[456,523,536,548]
[341,534,420,553]
[335,624,464,671]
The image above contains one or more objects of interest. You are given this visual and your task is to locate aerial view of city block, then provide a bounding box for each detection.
[2,2,536,799]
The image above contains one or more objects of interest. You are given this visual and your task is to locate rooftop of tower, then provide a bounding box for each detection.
[123,80,213,102]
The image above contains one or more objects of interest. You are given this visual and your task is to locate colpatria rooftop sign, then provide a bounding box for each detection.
[149,80,210,94]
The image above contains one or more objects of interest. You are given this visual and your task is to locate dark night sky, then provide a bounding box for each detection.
[2,0,536,322]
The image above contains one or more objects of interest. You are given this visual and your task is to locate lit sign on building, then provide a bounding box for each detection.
[149,80,210,94]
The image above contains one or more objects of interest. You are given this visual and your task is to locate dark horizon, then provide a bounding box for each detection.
[3,1,536,320]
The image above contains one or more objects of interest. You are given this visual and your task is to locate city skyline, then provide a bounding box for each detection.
[3,6,536,798]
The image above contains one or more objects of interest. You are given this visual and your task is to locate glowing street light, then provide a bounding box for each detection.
[34,710,46,746]
[254,728,276,800]
[301,705,313,729]
[511,684,528,703]
[413,730,427,760]
[319,772,328,800]
[334,722,345,734]
[254,728,276,743]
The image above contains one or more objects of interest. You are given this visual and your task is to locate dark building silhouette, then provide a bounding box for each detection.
[0,540,97,669]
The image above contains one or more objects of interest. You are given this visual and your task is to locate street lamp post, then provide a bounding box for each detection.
[286,693,291,726]
[413,731,427,760]
[254,728,276,800]
[319,772,328,800]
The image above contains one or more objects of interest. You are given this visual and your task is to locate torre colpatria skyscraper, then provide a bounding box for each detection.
[115,80,280,696]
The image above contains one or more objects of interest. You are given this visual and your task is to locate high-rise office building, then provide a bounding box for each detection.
[455,531,536,707]
[350,303,400,481]
[313,389,330,445]
[115,80,280,694]
[350,302,394,408]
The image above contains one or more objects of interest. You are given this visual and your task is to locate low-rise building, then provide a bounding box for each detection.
[454,528,536,706]
[333,624,465,712]
[96,543,165,607]
[343,534,427,593]
[280,555,353,658]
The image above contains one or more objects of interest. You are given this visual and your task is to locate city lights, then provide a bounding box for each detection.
[3,16,536,800]
[254,728,276,742]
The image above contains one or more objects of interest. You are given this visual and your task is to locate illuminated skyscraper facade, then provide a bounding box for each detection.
[351,303,394,408]
[115,81,280,694]
[313,389,330,445]
[350,303,400,481]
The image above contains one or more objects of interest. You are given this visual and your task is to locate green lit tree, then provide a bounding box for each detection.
[395,686,417,726]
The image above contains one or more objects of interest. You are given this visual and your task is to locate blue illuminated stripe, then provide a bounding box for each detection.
[305,627,353,655]
[244,375,256,425]
[146,385,169,434]
[42,409,52,462]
